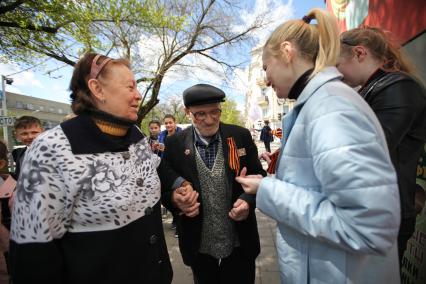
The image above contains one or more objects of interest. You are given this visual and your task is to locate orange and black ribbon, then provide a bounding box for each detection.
[267,148,281,174]
[272,128,283,139]
[227,137,240,175]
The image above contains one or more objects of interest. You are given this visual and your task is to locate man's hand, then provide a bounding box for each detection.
[229,198,250,221]
[235,167,263,194]
[172,183,200,217]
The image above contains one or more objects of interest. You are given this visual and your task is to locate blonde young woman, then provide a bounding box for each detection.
[236,9,401,283]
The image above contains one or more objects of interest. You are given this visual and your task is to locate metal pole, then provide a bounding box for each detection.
[1,75,8,146]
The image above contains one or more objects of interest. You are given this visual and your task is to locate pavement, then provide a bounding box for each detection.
[162,140,282,284]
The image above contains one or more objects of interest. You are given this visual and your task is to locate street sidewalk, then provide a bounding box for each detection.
[162,210,280,284]
[162,139,281,284]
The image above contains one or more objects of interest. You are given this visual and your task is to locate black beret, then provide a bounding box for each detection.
[183,84,226,107]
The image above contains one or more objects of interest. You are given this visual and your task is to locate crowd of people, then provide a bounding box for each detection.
[0,7,424,284]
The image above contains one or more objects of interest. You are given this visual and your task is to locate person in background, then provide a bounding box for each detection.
[158,114,182,157]
[159,83,266,284]
[158,114,182,235]
[0,140,10,284]
[337,26,426,262]
[148,119,161,155]
[1,116,44,234]
[9,53,172,284]
[259,120,273,152]
[236,9,401,283]
[11,116,44,181]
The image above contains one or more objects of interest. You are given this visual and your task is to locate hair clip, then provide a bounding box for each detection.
[302,15,311,24]
[89,54,112,79]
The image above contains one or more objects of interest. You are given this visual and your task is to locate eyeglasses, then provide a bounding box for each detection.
[90,54,112,79]
[190,109,222,120]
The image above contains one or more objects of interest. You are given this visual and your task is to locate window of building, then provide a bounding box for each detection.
[39,106,44,111]
[259,70,267,84]
[58,108,63,114]
[49,107,55,113]
[283,105,290,115]
[26,103,34,110]
[16,101,23,108]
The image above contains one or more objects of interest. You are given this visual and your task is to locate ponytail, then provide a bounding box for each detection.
[264,8,340,76]
[305,9,340,76]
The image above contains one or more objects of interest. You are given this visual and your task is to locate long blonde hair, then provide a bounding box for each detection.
[263,8,340,76]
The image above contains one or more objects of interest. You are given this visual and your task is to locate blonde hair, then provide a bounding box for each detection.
[264,8,340,76]
[340,26,419,78]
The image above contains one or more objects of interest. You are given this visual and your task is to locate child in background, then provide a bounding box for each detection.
[148,120,161,155]
[12,116,44,181]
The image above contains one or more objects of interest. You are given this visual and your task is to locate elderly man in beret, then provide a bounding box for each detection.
[159,83,266,283]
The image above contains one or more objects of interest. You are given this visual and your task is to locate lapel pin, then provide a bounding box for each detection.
[237,148,246,157]
[184,149,191,155]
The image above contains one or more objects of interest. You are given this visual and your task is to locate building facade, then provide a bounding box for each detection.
[245,46,295,133]
[2,91,72,146]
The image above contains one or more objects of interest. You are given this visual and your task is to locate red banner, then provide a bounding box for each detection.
[326,0,426,44]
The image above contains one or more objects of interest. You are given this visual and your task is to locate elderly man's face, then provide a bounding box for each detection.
[186,103,222,137]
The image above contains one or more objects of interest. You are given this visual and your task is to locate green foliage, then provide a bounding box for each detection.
[139,105,163,135]
[1,0,263,123]
[0,0,183,65]
[221,99,243,126]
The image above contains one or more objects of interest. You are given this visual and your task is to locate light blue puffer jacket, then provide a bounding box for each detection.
[257,67,401,284]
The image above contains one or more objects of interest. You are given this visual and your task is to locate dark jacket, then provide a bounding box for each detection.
[2,147,27,231]
[11,147,27,181]
[159,123,266,266]
[260,125,273,142]
[361,70,426,219]
[158,127,183,158]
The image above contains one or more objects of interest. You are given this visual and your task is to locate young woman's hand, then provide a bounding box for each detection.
[235,167,263,194]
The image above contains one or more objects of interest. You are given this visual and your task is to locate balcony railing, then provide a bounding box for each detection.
[257,95,269,106]
[256,76,267,87]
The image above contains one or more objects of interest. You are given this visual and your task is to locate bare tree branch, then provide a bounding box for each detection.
[0,0,24,15]
[191,25,257,53]
[135,0,264,122]
[198,51,236,68]
[0,21,59,33]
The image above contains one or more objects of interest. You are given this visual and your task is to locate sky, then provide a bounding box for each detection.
[0,0,326,112]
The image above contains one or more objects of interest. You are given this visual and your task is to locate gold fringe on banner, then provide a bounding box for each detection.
[272,128,283,139]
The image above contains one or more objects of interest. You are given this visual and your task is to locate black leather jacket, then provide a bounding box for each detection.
[360,70,426,219]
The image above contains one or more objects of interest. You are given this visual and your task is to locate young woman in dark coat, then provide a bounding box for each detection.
[337,26,426,262]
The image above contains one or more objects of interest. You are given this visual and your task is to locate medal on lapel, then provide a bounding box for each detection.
[237,148,246,157]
